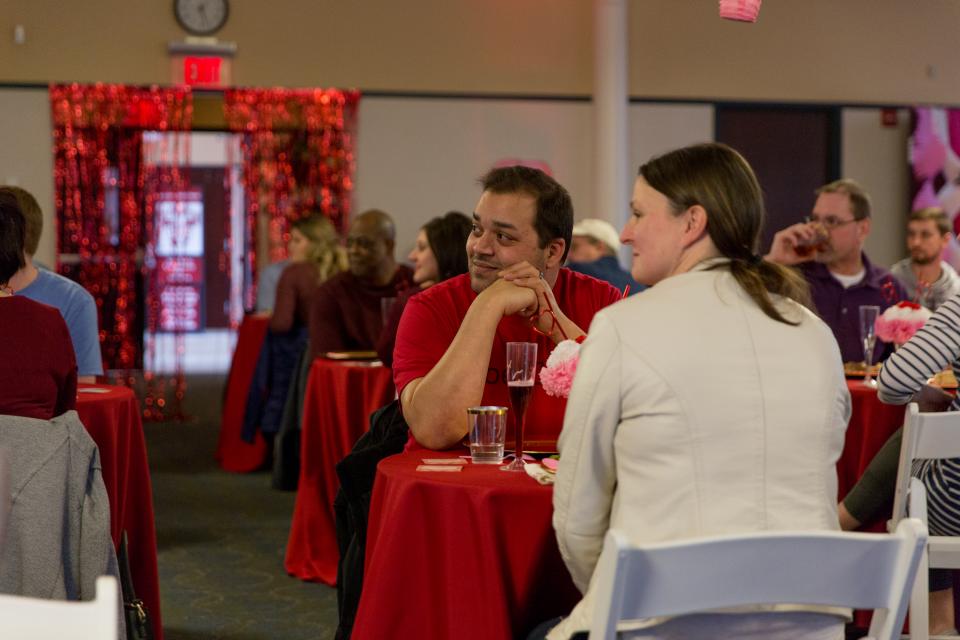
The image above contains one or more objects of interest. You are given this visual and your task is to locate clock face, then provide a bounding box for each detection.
[174,0,229,36]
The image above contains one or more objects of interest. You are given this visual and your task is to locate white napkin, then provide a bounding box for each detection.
[524,463,555,485]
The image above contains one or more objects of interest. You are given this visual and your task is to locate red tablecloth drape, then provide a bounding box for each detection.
[352,452,580,640]
[77,384,162,640]
[836,380,906,506]
[284,359,395,584]
[216,314,270,472]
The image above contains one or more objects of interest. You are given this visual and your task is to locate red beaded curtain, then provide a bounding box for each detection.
[50,83,192,419]
[223,88,359,309]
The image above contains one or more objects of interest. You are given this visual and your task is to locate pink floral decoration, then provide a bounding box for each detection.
[719,0,761,22]
[539,339,581,398]
[875,301,932,345]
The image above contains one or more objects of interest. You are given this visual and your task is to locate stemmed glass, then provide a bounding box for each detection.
[501,342,537,472]
[860,305,880,388]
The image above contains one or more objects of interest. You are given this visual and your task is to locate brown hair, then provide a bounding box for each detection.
[639,143,811,325]
[908,206,951,236]
[0,190,27,284]
[424,211,471,281]
[2,186,42,255]
[479,166,574,262]
[816,178,872,220]
[290,214,347,283]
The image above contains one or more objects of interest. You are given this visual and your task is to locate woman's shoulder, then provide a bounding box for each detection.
[4,294,60,316]
[1,295,69,334]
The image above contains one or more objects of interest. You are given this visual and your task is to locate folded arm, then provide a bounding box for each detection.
[402,279,536,450]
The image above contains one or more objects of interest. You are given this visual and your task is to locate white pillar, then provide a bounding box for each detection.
[593,0,629,240]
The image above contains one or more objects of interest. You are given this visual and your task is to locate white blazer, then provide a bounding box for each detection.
[549,264,851,639]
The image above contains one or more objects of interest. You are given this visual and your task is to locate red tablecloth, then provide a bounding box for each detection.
[284,358,395,585]
[215,314,270,472]
[77,384,162,640]
[352,452,580,640]
[836,380,906,511]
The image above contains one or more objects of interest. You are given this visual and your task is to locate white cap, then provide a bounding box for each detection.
[572,218,621,253]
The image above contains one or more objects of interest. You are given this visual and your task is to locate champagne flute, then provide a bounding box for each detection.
[860,305,880,388]
[502,342,537,472]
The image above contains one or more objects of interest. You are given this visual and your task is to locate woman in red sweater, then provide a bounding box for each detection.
[0,188,77,419]
[256,214,347,435]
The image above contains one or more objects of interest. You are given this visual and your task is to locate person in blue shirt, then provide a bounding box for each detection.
[2,186,103,381]
[565,218,643,295]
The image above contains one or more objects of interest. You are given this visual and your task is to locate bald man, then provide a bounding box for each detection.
[308,209,413,358]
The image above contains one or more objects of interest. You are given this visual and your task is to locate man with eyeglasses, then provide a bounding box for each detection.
[308,209,413,359]
[766,178,907,363]
[889,206,960,310]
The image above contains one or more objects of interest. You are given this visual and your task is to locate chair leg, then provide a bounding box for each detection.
[910,549,930,640]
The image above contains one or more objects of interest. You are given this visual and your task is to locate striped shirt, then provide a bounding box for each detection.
[876,293,960,536]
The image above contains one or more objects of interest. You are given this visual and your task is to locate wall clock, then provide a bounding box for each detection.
[174,0,229,36]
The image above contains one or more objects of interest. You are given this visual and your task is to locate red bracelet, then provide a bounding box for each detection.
[575,334,586,344]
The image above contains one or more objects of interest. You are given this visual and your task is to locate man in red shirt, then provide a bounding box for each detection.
[393,167,622,450]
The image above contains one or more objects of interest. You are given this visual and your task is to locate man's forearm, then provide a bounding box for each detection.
[404,301,503,449]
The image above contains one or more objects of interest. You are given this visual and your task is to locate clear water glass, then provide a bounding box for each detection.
[859,305,880,388]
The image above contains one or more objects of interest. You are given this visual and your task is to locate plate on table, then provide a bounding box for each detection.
[929,369,958,390]
[322,351,379,361]
[505,440,558,458]
[844,361,881,378]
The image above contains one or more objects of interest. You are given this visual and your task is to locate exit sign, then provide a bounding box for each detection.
[183,57,222,87]
[168,41,236,87]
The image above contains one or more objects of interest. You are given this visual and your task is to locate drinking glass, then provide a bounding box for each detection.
[380,296,397,327]
[501,342,537,472]
[860,305,880,388]
[793,222,829,258]
[467,406,507,464]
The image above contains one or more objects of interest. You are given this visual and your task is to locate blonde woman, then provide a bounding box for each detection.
[254,214,346,438]
[270,214,347,334]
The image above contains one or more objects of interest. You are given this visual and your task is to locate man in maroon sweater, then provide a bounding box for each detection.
[308,209,413,358]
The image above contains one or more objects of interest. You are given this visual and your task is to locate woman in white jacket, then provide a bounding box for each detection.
[541,143,851,640]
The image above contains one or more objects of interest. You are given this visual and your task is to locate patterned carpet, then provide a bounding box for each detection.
[145,375,338,640]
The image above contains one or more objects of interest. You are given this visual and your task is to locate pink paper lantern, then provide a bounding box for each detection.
[719,0,762,23]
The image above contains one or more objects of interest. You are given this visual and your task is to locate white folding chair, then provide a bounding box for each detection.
[588,519,927,640]
[889,403,960,640]
[0,574,118,639]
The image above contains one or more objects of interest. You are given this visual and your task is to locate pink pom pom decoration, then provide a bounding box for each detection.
[539,339,581,398]
[719,0,762,23]
[540,356,578,398]
[874,301,932,346]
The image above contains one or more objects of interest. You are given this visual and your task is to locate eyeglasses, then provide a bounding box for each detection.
[804,215,859,230]
[530,301,569,342]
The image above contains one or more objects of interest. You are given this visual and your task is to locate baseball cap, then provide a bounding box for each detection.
[572,218,621,253]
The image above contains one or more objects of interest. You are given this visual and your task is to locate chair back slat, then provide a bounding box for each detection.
[891,404,960,526]
[588,520,927,640]
[0,575,118,639]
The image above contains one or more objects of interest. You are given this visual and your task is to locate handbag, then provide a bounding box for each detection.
[119,531,155,640]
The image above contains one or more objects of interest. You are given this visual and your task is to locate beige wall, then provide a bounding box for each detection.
[843,108,912,269]
[0,89,56,266]
[358,98,714,258]
[2,1,960,104]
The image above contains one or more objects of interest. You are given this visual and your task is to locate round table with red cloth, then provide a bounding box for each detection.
[285,358,395,584]
[215,313,270,472]
[77,384,162,640]
[352,451,580,640]
[837,379,906,512]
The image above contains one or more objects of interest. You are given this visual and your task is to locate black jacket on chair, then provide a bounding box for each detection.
[333,400,409,640]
